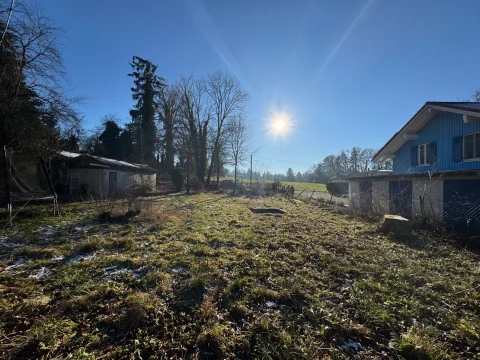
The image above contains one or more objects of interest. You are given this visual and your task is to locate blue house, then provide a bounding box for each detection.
[349,102,480,230]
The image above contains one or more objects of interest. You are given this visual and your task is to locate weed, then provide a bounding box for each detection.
[121,292,162,332]
[395,326,453,360]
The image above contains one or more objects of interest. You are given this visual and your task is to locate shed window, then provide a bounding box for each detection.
[417,143,428,165]
[463,133,480,160]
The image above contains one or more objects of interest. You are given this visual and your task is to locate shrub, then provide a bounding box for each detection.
[326,181,348,197]
[170,168,185,192]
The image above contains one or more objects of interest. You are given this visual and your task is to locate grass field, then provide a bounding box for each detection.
[281,181,326,192]
[0,193,479,358]
[231,178,327,192]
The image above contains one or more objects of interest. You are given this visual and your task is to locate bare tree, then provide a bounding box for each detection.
[226,114,251,194]
[178,76,210,184]
[474,90,480,102]
[158,84,181,174]
[205,71,248,186]
[9,1,81,135]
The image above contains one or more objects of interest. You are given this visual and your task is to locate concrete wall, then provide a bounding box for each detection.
[349,181,360,208]
[350,177,443,220]
[372,180,389,214]
[412,178,443,222]
[67,168,104,195]
[67,169,156,195]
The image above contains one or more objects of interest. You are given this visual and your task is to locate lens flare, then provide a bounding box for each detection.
[274,118,285,131]
[266,109,293,140]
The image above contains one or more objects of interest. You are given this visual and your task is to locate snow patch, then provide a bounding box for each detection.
[171,266,186,273]
[66,252,97,264]
[29,267,51,279]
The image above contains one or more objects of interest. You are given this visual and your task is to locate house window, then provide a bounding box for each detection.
[417,143,428,165]
[463,133,480,160]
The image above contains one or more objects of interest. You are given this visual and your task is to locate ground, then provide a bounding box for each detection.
[0,193,479,359]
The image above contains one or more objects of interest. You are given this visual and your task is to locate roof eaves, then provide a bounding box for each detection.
[373,102,480,162]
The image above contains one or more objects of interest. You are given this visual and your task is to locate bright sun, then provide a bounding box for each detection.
[266,109,294,140]
[274,118,286,131]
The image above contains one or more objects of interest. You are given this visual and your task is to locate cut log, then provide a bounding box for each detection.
[380,214,411,234]
[249,207,286,214]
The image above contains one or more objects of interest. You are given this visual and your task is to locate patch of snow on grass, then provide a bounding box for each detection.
[28,267,51,279]
[66,252,97,264]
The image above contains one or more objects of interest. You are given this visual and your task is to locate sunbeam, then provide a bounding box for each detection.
[313,0,375,82]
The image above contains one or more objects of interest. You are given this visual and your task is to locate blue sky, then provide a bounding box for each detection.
[41,0,480,174]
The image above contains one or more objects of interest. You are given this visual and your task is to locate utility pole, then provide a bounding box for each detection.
[186,137,191,195]
[250,154,253,188]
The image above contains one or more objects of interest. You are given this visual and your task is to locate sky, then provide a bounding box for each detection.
[40,0,480,174]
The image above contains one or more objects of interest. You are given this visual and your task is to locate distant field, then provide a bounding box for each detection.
[281,181,326,192]
[223,178,327,192]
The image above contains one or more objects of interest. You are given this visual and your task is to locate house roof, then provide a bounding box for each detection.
[64,152,156,174]
[373,102,480,162]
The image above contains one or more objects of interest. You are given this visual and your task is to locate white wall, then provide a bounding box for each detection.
[412,178,443,222]
[67,168,104,195]
[67,169,156,195]
[349,181,360,208]
[372,180,389,214]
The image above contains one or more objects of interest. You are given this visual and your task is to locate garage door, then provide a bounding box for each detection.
[389,181,412,218]
[443,179,480,231]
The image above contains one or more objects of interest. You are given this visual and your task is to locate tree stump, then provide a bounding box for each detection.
[380,214,411,235]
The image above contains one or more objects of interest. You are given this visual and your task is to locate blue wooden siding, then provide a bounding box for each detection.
[393,112,480,174]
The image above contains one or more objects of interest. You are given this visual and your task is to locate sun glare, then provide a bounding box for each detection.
[274,118,286,131]
[266,109,294,140]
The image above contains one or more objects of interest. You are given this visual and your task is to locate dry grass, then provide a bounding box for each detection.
[0,193,479,359]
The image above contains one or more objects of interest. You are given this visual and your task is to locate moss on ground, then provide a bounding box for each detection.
[0,193,479,359]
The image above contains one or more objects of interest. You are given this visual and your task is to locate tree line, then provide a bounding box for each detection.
[0,1,253,189]
[232,147,392,184]
[77,59,250,188]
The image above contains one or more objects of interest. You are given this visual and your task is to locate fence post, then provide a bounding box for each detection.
[295,189,305,199]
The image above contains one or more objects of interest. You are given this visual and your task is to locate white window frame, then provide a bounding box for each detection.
[417,143,428,166]
[463,132,480,161]
[70,174,80,193]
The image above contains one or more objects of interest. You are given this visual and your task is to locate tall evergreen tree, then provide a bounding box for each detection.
[128,56,165,166]
[119,127,134,162]
[99,117,122,159]
[158,85,180,174]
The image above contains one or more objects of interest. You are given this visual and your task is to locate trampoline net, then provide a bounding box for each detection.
[0,150,55,204]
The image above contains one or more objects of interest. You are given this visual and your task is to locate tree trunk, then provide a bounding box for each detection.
[206,132,221,185]
[233,162,237,195]
[206,148,215,186]
[165,116,174,174]
[216,154,220,186]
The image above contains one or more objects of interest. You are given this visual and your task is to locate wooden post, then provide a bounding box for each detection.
[309,189,315,202]
[40,157,58,216]
[295,189,305,199]
[3,147,12,226]
[250,154,252,189]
